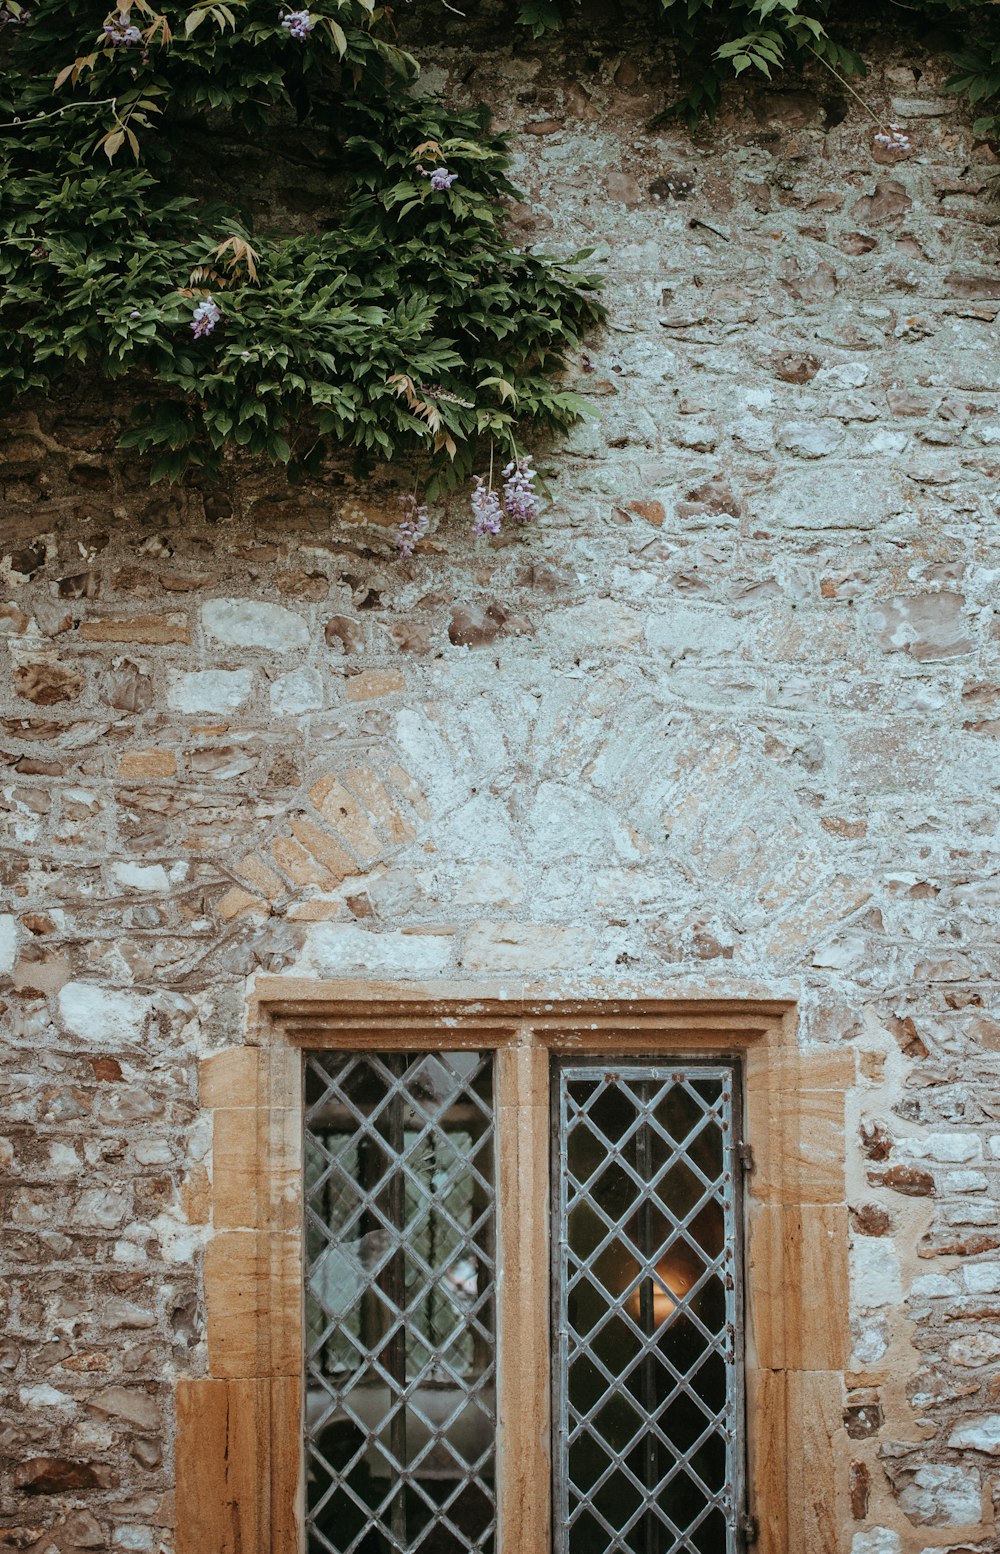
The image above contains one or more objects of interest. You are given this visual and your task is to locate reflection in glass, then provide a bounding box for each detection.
[555,1067,739,1554]
[304,1051,495,1554]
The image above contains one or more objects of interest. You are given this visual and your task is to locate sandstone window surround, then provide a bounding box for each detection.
[177,983,851,1554]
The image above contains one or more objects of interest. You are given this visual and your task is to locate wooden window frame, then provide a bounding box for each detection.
[177,981,851,1554]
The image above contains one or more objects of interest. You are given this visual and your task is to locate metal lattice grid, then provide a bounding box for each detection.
[304,1050,497,1554]
[553,1064,743,1554]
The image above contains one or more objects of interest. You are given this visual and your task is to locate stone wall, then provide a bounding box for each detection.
[2,7,1000,1550]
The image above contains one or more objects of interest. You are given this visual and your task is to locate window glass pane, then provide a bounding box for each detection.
[305,1051,496,1554]
[553,1065,741,1554]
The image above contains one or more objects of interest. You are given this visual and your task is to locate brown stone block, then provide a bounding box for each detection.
[308,776,382,861]
[176,1376,301,1554]
[747,1205,849,1371]
[14,661,84,704]
[234,853,285,901]
[820,815,868,839]
[286,900,343,921]
[346,767,415,846]
[325,613,365,652]
[200,1047,299,1110]
[89,1386,161,1431]
[745,1043,855,1092]
[212,1107,300,1233]
[627,500,665,526]
[746,1087,847,1204]
[217,886,269,922]
[344,669,406,701]
[180,1162,211,1225]
[79,614,190,644]
[271,834,334,888]
[12,1456,109,1493]
[849,1458,870,1519]
[749,1370,846,1553]
[0,601,30,632]
[201,1047,265,1109]
[205,1231,301,1378]
[161,569,217,592]
[289,816,357,884]
[117,750,177,779]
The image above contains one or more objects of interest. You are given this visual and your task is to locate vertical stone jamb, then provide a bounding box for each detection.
[744,1025,852,1551]
[176,1044,303,1554]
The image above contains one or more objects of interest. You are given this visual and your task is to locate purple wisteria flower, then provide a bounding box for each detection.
[396,495,429,559]
[102,8,142,45]
[424,167,458,192]
[280,8,315,40]
[874,125,911,155]
[471,476,502,538]
[502,455,539,524]
[191,296,221,339]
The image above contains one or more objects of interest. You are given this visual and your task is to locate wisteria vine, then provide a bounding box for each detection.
[0,0,604,534]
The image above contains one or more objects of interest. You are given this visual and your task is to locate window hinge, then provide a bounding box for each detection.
[738,1511,759,1546]
[737,1140,755,1174]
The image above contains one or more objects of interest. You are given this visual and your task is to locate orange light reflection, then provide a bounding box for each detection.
[626,1255,694,1327]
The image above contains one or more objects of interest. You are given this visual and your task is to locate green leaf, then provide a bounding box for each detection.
[325,18,348,57]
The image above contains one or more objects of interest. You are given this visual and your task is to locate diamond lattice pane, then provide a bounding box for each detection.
[554,1065,741,1554]
[305,1051,496,1554]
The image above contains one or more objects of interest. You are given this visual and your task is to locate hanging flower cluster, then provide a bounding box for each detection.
[102,8,142,45]
[424,167,458,192]
[873,125,912,156]
[396,495,429,558]
[391,457,539,558]
[280,8,315,40]
[191,295,221,338]
[471,475,503,537]
[501,455,539,524]
[469,457,539,539]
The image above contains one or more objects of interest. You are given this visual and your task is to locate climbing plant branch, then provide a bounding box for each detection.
[0,0,604,529]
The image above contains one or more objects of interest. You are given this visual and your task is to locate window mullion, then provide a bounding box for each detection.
[496,1040,552,1553]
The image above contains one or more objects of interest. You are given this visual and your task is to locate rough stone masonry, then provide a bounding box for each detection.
[2,5,1000,1551]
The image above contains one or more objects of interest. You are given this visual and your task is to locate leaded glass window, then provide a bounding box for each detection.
[553,1063,742,1554]
[303,1050,744,1554]
[305,1051,496,1554]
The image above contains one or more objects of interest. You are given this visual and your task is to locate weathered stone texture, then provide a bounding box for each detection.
[2,8,1000,1550]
